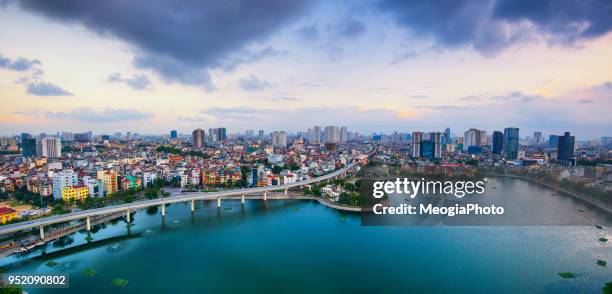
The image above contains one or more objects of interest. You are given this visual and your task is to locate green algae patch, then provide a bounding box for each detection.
[84,269,96,276]
[558,272,576,279]
[112,278,129,287]
[45,261,58,267]
[599,237,608,243]
[597,260,607,267]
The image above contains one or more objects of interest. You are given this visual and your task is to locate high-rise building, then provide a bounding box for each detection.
[21,137,37,158]
[533,131,542,145]
[258,130,264,141]
[308,126,322,143]
[192,129,205,148]
[217,127,227,141]
[548,135,559,150]
[246,130,254,139]
[443,127,451,145]
[37,137,62,158]
[503,127,519,160]
[412,132,422,158]
[430,132,442,158]
[340,126,348,143]
[271,131,287,147]
[52,170,78,199]
[464,128,483,148]
[602,137,612,147]
[557,132,575,163]
[324,126,340,143]
[492,131,503,155]
[170,130,178,139]
[413,132,441,159]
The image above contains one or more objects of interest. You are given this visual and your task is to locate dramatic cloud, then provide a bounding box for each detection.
[107,72,151,90]
[26,82,72,96]
[238,75,271,92]
[0,54,41,71]
[46,107,152,122]
[378,0,612,56]
[13,0,311,88]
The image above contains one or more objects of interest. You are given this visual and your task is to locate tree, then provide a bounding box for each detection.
[272,166,283,175]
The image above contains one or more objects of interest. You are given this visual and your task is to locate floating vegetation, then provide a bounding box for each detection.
[292,208,300,212]
[558,272,576,279]
[577,208,584,212]
[224,207,232,211]
[599,237,609,243]
[112,278,129,287]
[84,235,93,242]
[45,261,58,267]
[603,282,612,294]
[596,225,604,229]
[597,260,607,267]
[83,269,96,276]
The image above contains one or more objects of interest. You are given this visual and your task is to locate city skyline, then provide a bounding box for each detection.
[0,1,611,138]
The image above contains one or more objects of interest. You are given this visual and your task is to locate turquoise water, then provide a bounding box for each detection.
[1,179,611,293]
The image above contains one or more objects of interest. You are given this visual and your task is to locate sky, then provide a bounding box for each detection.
[0,0,611,139]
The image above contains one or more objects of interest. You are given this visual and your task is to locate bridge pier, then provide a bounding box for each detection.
[191,199,195,212]
[86,216,91,231]
[161,203,166,216]
[264,191,267,201]
[284,188,288,195]
[126,209,131,223]
[217,196,221,208]
[241,194,245,204]
[39,225,44,240]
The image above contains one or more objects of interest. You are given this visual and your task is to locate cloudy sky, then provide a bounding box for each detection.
[0,0,610,139]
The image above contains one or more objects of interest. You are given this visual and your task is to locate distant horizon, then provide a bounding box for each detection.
[1,127,606,142]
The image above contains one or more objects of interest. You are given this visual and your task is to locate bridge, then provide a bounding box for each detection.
[0,149,374,240]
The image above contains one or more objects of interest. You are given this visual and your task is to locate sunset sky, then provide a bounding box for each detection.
[0,0,611,139]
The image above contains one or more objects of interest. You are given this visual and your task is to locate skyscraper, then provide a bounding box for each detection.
[340,126,348,143]
[170,130,178,139]
[492,131,503,155]
[308,126,322,143]
[443,127,451,145]
[324,126,340,143]
[192,129,205,148]
[21,137,37,158]
[557,132,575,163]
[548,135,559,150]
[271,131,287,147]
[217,127,227,141]
[258,130,264,141]
[464,128,483,148]
[37,137,62,158]
[411,132,422,158]
[533,131,542,145]
[503,127,519,160]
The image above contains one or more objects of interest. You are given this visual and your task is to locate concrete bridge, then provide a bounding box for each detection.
[0,149,374,239]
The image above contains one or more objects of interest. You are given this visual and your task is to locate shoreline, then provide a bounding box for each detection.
[489,173,612,215]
